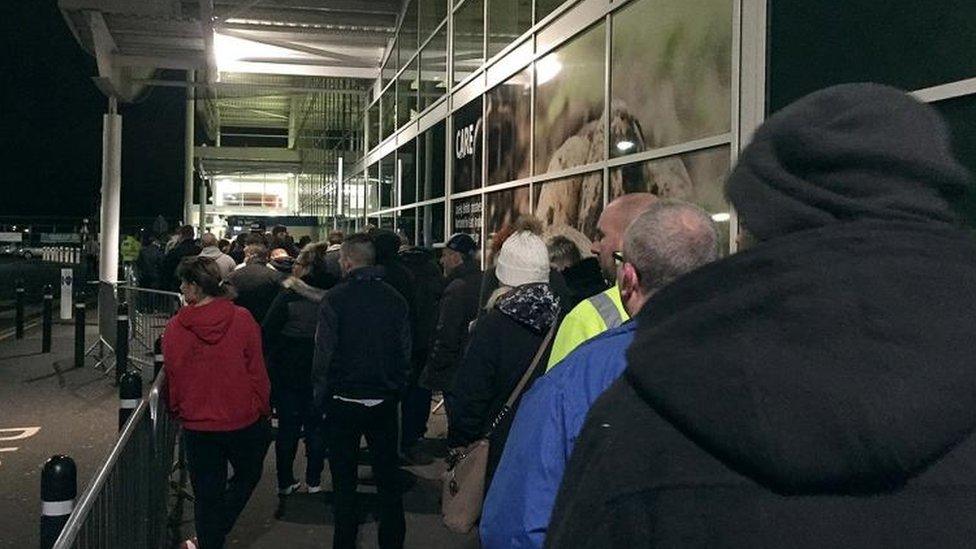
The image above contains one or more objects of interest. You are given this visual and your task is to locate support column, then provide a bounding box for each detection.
[183,70,195,226]
[99,97,121,284]
[198,178,206,234]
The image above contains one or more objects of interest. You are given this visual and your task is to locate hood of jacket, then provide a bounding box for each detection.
[198,246,223,259]
[496,283,559,334]
[175,298,237,345]
[624,84,976,497]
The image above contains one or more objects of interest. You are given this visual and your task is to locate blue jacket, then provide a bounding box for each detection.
[480,320,636,548]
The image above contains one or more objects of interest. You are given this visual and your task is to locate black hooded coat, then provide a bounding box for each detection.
[546,84,976,548]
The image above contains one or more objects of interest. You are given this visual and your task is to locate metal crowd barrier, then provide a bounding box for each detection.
[119,286,183,371]
[52,370,183,549]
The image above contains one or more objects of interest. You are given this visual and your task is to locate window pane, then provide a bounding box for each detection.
[486,185,531,264]
[380,152,396,209]
[367,102,380,150]
[381,87,395,140]
[399,140,418,206]
[397,208,418,245]
[610,0,732,158]
[609,145,732,252]
[397,59,420,128]
[535,0,565,22]
[453,0,485,85]
[934,96,976,230]
[383,38,397,86]
[401,0,419,67]
[452,195,483,250]
[534,22,605,175]
[452,97,484,193]
[486,67,532,185]
[487,0,532,58]
[419,121,447,200]
[420,0,447,42]
[367,163,380,214]
[533,171,603,242]
[420,25,448,111]
[419,201,446,246]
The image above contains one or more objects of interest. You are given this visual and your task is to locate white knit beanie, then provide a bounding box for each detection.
[496,231,550,287]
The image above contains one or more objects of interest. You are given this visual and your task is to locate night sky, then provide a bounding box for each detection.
[0,2,187,225]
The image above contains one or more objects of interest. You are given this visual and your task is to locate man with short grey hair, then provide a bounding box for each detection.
[481,199,719,549]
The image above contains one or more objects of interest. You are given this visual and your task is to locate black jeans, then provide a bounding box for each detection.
[183,419,272,549]
[328,398,405,549]
[274,387,327,489]
[400,384,431,451]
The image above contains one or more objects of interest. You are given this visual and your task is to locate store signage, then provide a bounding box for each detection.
[456,124,477,160]
[0,232,22,242]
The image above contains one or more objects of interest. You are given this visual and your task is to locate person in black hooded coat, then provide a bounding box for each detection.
[546,84,976,548]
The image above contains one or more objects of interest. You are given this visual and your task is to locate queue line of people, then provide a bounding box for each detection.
[158,83,976,549]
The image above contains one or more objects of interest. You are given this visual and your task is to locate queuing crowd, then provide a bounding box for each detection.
[148,84,976,549]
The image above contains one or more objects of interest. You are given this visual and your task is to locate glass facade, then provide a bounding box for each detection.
[349,0,742,251]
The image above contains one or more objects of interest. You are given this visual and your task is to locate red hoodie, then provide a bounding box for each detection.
[162,298,271,431]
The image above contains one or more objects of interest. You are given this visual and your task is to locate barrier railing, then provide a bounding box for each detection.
[119,286,182,371]
[51,370,183,549]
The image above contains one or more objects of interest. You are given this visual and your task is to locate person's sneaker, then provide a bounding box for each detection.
[306,484,323,494]
[179,537,199,549]
[278,482,302,496]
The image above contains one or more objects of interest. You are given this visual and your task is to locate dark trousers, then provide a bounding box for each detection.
[400,384,432,450]
[184,419,271,549]
[328,399,405,549]
[274,387,327,489]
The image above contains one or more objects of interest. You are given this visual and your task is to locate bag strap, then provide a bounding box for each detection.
[486,321,557,435]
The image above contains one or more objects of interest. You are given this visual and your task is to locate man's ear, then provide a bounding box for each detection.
[617,263,640,300]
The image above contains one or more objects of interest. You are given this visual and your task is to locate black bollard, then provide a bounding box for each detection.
[74,300,86,369]
[118,370,142,430]
[153,336,164,379]
[15,281,24,339]
[115,302,128,386]
[40,455,77,549]
[42,284,53,353]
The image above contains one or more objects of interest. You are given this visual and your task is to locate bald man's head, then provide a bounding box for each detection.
[591,193,659,280]
[200,233,218,248]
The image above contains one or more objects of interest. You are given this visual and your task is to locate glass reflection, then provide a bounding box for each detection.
[420,25,448,111]
[419,121,447,200]
[534,23,605,175]
[610,0,732,157]
[486,67,531,185]
[453,0,484,85]
[487,0,531,58]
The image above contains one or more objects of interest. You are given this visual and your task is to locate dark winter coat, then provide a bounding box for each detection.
[261,278,328,399]
[135,242,164,290]
[399,247,445,371]
[546,84,976,549]
[226,263,284,323]
[312,266,411,410]
[160,238,202,291]
[447,283,559,487]
[421,260,482,391]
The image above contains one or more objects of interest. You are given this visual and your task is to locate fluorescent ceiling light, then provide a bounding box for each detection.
[213,32,296,71]
[711,212,731,223]
[536,56,562,85]
[616,140,635,152]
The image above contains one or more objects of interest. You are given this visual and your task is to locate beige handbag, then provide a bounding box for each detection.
[441,324,557,533]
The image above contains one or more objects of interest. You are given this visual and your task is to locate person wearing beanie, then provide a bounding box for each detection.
[546,84,976,548]
[447,229,560,492]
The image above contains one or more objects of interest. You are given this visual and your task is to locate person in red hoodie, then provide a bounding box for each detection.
[163,256,271,549]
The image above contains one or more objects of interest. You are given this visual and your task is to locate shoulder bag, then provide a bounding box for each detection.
[441,323,557,533]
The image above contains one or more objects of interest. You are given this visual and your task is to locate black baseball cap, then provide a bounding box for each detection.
[443,233,477,255]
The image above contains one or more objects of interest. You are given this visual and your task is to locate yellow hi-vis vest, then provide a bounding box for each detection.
[546,285,629,371]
